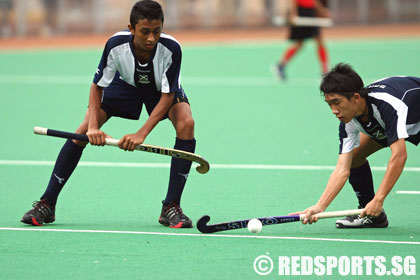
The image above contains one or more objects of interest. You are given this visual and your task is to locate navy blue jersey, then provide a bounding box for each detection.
[339,76,420,154]
[93,30,183,95]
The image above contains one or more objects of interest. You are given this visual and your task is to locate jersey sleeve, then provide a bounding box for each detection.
[339,121,360,154]
[93,40,117,88]
[377,100,409,146]
[162,45,182,94]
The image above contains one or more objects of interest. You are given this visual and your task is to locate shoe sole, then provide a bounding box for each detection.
[336,221,389,229]
[21,216,55,226]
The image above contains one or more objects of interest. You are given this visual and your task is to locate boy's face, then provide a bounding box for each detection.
[324,93,361,123]
[129,18,162,52]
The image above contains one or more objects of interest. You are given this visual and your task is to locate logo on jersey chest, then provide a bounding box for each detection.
[138,74,150,84]
[365,123,386,140]
[136,64,151,84]
[371,129,386,139]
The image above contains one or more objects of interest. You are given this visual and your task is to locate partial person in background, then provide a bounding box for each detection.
[41,0,58,36]
[276,0,330,80]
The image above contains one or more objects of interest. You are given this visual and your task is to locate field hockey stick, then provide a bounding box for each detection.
[272,16,333,27]
[197,209,362,233]
[33,126,210,174]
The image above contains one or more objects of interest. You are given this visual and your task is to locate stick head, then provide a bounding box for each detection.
[196,215,212,233]
[196,160,210,174]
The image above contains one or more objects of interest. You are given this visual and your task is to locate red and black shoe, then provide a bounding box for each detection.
[159,201,192,228]
[21,200,55,226]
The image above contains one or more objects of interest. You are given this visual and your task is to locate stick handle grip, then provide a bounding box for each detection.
[299,209,362,221]
[34,126,88,142]
[104,138,119,147]
[35,126,129,147]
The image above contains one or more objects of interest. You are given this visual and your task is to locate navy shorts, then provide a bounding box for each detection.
[100,78,189,120]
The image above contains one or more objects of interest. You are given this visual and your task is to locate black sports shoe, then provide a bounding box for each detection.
[159,202,192,228]
[21,200,55,226]
[276,63,286,80]
[336,210,388,228]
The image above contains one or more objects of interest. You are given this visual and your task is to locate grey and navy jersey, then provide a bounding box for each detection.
[93,30,182,94]
[339,76,420,154]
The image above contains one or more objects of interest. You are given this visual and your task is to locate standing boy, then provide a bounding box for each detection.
[22,0,196,228]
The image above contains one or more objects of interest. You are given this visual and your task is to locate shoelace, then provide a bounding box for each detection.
[32,200,53,216]
[344,215,359,222]
[359,216,373,225]
[164,203,187,220]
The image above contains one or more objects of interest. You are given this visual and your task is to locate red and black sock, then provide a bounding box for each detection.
[281,46,299,66]
[318,45,329,74]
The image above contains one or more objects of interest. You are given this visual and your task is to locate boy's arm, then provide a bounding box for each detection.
[86,83,107,145]
[314,0,331,18]
[362,138,407,217]
[292,152,353,224]
[316,152,353,209]
[288,0,298,18]
[118,92,175,151]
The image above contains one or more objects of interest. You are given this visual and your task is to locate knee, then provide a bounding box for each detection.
[73,139,88,147]
[73,127,88,147]
[176,116,195,135]
[351,157,367,169]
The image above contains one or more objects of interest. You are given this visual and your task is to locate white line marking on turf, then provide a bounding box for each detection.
[0,74,319,87]
[0,227,418,245]
[1,159,420,172]
[0,160,170,168]
[0,74,387,88]
[396,191,420,195]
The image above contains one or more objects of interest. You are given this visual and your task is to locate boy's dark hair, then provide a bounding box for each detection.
[320,63,369,99]
[130,0,164,28]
